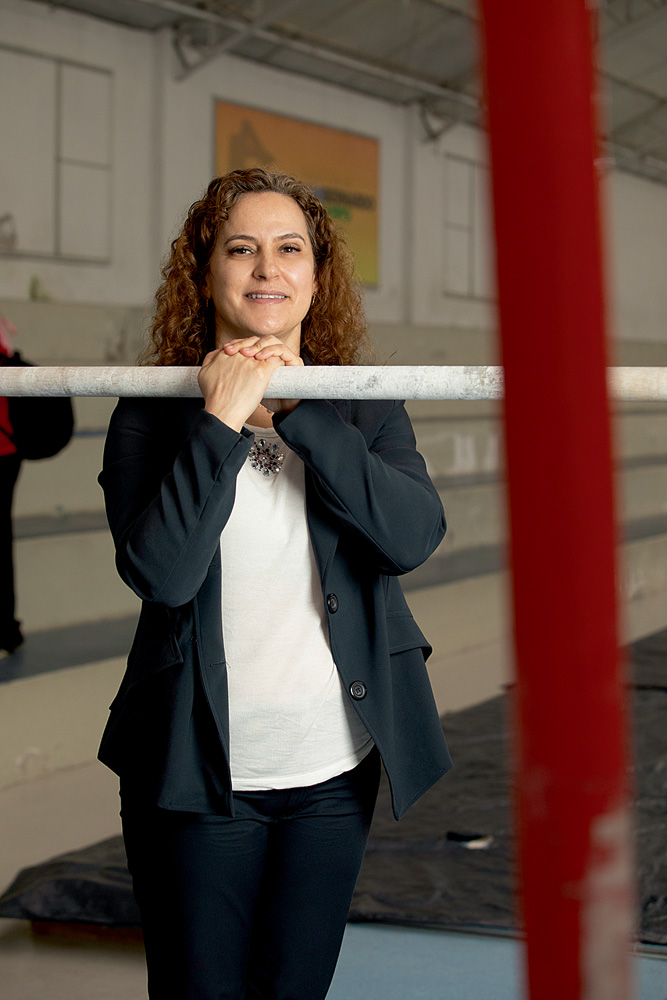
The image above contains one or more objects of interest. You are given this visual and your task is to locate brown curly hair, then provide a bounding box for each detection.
[143,168,370,367]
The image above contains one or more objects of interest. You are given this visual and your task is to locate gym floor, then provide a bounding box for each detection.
[1,762,665,1000]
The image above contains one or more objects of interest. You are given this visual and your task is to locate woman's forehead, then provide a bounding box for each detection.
[223,191,309,232]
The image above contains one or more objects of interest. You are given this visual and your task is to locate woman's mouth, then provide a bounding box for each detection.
[246,293,287,300]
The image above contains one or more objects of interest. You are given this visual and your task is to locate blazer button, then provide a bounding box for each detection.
[326,593,339,613]
[349,681,367,700]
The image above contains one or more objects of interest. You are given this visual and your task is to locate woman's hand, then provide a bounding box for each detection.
[222,335,305,415]
[198,344,284,432]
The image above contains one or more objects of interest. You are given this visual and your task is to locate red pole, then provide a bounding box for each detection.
[476,3,635,999]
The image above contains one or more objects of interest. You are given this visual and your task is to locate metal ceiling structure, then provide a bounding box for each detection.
[38,0,667,184]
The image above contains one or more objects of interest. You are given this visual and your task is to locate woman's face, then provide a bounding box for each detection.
[205,191,317,352]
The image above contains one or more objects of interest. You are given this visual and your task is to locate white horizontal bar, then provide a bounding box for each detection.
[0,365,666,401]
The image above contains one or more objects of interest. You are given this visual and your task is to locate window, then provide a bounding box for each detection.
[0,45,112,262]
[443,154,493,300]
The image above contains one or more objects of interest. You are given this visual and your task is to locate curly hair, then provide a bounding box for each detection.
[143,168,370,367]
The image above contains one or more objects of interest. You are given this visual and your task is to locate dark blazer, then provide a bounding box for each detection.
[98,393,452,820]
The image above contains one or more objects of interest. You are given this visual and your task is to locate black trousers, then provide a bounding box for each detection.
[121,748,381,1000]
[0,453,22,651]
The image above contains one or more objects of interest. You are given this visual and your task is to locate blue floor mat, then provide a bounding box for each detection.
[330,924,667,1000]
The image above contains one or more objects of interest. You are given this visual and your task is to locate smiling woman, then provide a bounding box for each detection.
[143,167,369,370]
[204,192,318,351]
[98,167,451,1000]
[198,191,319,430]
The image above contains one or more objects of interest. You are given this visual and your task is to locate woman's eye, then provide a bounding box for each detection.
[281,244,301,253]
[229,245,252,255]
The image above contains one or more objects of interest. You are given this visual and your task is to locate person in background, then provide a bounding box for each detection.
[99,167,452,1000]
[0,316,23,657]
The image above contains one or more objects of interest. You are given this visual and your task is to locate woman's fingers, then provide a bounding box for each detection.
[222,337,260,356]
[222,336,303,367]
[198,338,303,428]
[253,340,303,366]
[198,348,284,431]
[256,346,303,366]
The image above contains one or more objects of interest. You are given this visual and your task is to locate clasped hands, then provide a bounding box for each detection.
[198,335,304,432]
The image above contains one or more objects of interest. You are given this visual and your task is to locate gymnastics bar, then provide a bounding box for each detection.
[479,2,634,1000]
[1,364,666,401]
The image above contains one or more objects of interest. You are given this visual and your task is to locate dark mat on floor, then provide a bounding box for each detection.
[0,836,139,927]
[351,629,667,944]
[1,630,666,942]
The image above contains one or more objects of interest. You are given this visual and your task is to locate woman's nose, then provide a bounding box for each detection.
[253,252,279,279]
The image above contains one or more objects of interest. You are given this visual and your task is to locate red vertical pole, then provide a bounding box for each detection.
[476,4,635,999]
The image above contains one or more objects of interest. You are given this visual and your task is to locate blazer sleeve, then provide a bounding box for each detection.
[273,398,446,575]
[99,398,252,606]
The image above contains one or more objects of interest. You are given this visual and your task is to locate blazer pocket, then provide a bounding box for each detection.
[386,613,431,656]
[109,632,184,709]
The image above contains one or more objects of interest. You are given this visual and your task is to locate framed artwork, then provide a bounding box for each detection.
[215,101,379,285]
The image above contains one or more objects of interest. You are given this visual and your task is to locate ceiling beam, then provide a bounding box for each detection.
[602,0,667,44]
[186,28,479,113]
[42,0,667,187]
[131,0,478,116]
[130,0,233,26]
[173,0,307,76]
[607,140,667,183]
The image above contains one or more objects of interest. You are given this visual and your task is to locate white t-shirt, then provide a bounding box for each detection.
[220,423,373,790]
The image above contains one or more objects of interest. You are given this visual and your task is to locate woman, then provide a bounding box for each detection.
[0,316,23,656]
[99,167,451,1000]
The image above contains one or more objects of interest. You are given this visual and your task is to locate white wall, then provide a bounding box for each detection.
[0,0,155,306]
[1,0,667,348]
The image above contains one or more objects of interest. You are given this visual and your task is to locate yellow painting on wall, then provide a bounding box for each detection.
[215,101,379,285]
